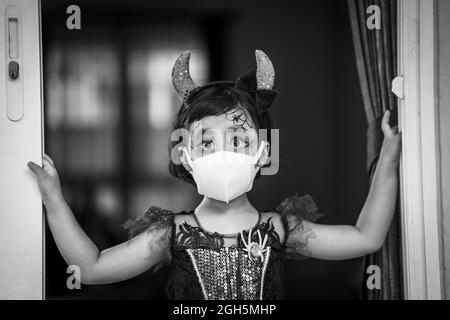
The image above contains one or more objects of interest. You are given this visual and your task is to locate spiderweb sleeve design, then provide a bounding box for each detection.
[122,206,174,272]
[276,194,324,260]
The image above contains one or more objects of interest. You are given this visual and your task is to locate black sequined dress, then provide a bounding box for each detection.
[123,194,323,300]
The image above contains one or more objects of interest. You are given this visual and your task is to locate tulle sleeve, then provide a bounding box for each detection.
[121,206,174,273]
[276,194,324,260]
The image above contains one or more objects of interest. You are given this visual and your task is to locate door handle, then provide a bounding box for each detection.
[5,5,24,122]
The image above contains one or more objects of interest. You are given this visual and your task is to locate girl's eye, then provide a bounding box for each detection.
[232,136,249,149]
[202,139,215,151]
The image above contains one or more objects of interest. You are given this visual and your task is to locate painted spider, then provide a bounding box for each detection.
[240,229,269,262]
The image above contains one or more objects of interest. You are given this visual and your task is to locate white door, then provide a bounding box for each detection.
[0,0,44,299]
[396,0,443,299]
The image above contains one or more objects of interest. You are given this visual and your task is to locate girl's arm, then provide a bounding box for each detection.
[288,110,401,260]
[28,156,168,284]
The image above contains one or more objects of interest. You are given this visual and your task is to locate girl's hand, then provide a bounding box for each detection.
[380,110,402,165]
[28,154,64,206]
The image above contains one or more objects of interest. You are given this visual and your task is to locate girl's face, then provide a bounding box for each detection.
[186,107,265,161]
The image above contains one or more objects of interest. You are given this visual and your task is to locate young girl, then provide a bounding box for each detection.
[28,50,401,300]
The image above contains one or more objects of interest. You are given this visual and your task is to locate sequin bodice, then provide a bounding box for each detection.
[183,247,271,300]
[167,211,285,300]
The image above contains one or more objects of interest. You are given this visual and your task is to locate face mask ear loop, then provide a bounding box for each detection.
[253,140,266,165]
[179,146,194,171]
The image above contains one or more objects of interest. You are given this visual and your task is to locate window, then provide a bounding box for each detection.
[44,22,209,299]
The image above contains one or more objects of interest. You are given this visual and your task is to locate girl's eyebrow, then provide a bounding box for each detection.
[228,126,248,132]
[199,126,248,133]
[191,126,250,143]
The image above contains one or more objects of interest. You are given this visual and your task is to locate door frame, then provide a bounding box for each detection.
[396,0,443,300]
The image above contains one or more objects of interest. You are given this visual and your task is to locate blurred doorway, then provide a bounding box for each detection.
[42,8,220,298]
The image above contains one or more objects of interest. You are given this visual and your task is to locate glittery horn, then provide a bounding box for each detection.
[255,49,275,90]
[235,50,278,115]
[171,51,200,102]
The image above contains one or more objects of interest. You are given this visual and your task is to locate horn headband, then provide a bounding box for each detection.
[171,50,277,115]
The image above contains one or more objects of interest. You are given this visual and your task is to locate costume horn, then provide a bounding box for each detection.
[255,49,275,90]
[171,51,200,102]
[235,50,277,115]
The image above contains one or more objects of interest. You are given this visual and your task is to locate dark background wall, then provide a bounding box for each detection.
[42,0,368,299]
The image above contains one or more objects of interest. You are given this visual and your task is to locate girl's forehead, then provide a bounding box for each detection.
[188,108,256,134]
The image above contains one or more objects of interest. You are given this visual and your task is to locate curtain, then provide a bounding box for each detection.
[347,0,403,300]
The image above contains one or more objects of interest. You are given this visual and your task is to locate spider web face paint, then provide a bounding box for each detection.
[225,108,254,131]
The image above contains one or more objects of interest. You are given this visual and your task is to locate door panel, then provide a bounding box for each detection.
[0,0,43,299]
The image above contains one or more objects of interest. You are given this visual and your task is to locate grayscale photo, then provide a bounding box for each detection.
[0,0,449,308]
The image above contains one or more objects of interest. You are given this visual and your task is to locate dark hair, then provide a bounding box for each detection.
[168,84,274,185]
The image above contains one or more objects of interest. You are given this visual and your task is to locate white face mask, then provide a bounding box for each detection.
[182,141,266,203]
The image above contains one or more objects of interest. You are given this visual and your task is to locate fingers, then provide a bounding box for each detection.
[44,153,55,167]
[392,125,399,135]
[381,110,401,137]
[42,157,55,171]
[42,154,59,175]
[381,110,391,134]
[27,161,45,178]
